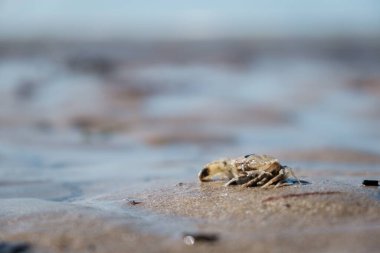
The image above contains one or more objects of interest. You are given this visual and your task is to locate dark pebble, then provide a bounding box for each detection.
[128,200,142,205]
[362,180,379,186]
[0,242,31,253]
[183,233,219,245]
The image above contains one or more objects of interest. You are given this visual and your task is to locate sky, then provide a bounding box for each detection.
[0,0,380,40]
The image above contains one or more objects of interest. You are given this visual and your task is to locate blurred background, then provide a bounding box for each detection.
[0,0,380,199]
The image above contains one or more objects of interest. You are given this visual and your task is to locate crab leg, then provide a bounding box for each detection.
[256,173,277,186]
[274,180,293,188]
[243,171,273,187]
[224,171,256,186]
[261,170,286,189]
[225,176,249,186]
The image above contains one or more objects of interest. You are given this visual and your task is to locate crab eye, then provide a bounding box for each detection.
[244,154,254,158]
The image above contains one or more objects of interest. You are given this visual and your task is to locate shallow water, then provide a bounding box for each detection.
[1,41,380,201]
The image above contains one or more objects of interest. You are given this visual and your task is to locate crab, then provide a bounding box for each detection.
[198,154,299,188]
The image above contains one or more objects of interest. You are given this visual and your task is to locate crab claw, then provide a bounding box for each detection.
[198,167,210,182]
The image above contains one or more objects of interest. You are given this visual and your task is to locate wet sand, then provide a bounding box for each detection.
[1,175,380,253]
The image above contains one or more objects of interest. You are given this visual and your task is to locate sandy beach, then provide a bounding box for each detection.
[1,40,380,252]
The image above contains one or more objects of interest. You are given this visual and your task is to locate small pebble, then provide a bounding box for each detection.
[183,236,195,245]
[362,180,379,187]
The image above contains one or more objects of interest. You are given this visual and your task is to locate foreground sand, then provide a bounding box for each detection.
[1,174,380,253]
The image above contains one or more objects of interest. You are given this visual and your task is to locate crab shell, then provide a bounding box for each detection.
[198,154,282,182]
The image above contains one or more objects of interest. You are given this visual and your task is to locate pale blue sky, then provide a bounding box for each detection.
[0,0,379,40]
